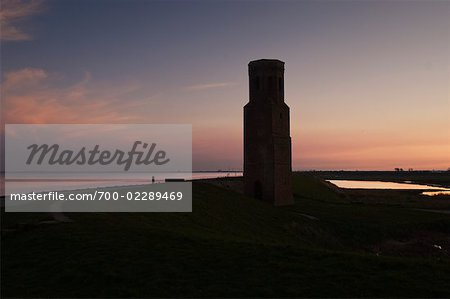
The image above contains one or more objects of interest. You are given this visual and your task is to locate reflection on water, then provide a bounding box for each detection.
[327,180,450,196]
[422,191,450,196]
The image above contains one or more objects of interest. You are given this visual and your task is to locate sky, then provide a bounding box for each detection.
[1,0,449,170]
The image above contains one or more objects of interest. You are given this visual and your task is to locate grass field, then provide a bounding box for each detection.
[2,172,450,297]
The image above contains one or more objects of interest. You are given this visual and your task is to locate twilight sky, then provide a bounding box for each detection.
[1,0,449,170]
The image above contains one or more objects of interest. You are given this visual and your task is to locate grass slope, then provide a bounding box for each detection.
[2,174,450,297]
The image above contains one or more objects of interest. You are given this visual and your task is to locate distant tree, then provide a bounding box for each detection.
[408,168,413,171]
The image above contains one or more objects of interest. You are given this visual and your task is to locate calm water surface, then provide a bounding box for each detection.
[2,172,243,196]
[328,180,450,196]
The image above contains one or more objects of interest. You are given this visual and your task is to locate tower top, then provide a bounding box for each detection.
[248,59,284,70]
[248,59,285,103]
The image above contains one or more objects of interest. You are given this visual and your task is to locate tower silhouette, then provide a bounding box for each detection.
[244,59,293,206]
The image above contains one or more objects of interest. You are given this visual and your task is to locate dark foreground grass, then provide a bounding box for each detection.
[2,173,450,297]
[4,231,450,298]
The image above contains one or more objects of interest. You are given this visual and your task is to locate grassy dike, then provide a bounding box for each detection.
[2,173,450,297]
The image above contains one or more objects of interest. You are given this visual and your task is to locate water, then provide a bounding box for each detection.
[422,191,450,196]
[1,172,243,196]
[327,180,450,196]
[3,175,448,197]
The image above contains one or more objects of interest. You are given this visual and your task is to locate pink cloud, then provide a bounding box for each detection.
[2,67,48,90]
[2,68,147,124]
[0,0,45,41]
[186,82,234,91]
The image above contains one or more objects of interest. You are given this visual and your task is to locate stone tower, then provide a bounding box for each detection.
[244,59,293,206]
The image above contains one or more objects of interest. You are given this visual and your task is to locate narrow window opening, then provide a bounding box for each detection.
[268,76,274,90]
